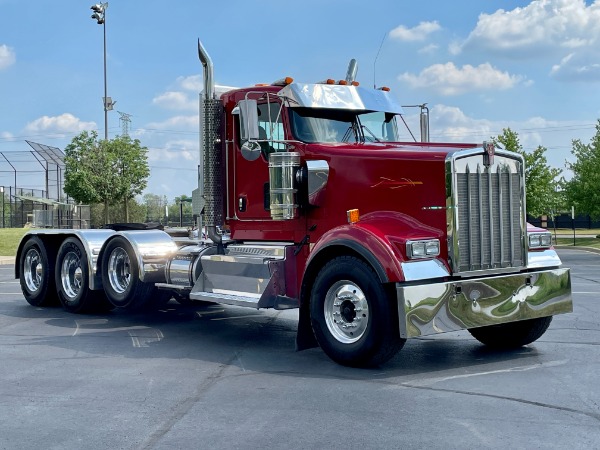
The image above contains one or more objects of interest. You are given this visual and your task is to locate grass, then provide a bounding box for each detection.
[0,228,28,256]
[555,237,600,249]
[550,228,600,249]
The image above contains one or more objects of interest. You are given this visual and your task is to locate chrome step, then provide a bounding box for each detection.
[189,291,260,308]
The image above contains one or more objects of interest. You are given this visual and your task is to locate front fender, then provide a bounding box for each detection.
[307,211,449,283]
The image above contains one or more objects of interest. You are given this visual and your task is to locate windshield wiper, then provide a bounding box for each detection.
[341,123,358,143]
[361,125,381,143]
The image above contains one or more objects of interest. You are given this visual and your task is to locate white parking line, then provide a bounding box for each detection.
[404,359,568,387]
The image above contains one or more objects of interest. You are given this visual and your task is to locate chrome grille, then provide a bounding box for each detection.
[452,155,525,273]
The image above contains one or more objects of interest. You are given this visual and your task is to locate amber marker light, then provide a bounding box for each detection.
[272,77,294,86]
[347,209,360,224]
[379,86,391,92]
[351,81,360,86]
[338,80,348,85]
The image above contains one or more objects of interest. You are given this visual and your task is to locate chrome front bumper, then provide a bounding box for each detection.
[396,268,572,338]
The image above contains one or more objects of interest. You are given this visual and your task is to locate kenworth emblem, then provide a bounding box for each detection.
[483,141,495,167]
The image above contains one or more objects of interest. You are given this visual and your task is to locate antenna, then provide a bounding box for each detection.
[373,32,387,89]
[118,111,132,136]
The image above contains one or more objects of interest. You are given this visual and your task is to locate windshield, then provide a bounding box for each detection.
[289,108,400,144]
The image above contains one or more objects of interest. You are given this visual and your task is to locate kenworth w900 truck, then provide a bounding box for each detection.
[15,41,572,367]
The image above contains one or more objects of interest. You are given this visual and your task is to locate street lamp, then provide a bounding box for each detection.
[90,3,115,140]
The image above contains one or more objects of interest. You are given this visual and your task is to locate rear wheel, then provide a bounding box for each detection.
[310,256,405,367]
[469,316,553,348]
[55,237,110,314]
[101,236,165,310]
[19,236,58,307]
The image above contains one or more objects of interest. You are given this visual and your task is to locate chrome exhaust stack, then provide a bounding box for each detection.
[345,59,358,84]
[420,104,429,142]
[197,40,223,245]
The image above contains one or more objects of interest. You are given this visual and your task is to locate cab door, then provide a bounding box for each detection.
[233,101,287,221]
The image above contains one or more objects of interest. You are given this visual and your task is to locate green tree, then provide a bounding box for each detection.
[64,131,150,224]
[90,198,146,228]
[168,194,193,226]
[143,193,168,223]
[565,120,600,219]
[110,135,150,222]
[493,128,562,217]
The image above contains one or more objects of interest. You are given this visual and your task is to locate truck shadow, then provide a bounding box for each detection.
[4,297,545,381]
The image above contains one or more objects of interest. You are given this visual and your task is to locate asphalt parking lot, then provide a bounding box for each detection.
[1,249,599,449]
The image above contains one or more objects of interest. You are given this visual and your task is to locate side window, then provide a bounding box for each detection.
[257,103,286,155]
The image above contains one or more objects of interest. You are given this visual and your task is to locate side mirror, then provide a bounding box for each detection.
[241,141,262,161]
[238,99,259,140]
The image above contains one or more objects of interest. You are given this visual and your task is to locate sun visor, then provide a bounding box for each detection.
[277,83,404,114]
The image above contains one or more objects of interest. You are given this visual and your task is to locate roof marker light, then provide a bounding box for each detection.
[379,86,391,92]
[351,81,360,86]
[272,77,294,86]
[338,80,348,85]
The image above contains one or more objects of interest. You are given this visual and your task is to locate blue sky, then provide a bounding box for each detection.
[1,0,600,200]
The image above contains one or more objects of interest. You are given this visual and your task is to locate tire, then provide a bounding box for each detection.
[469,316,553,349]
[310,256,405,367]
[19,236,58,307]
[55,237,110,314]
[101,236,161,311]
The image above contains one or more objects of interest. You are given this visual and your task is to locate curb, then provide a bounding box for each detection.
[0,256,16,265]
[555,245,600,255]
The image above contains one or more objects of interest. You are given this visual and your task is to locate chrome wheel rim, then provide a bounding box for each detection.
[107,247,130,294]
[24,248,43,293]
[324,280,369,344]
[61,251,83,299]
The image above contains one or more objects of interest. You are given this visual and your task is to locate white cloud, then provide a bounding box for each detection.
[152,91,197,111]
[398,62,526,95]
[1,131,14,140]
[418,44,439,55]
[176,75,202,91]
[144,115,199,131]
[0,44,16,70]
[551,51,600,81]
[148,140,197,162]
[24,113,96,134]
[455,0,600,82]
[461,0,600,54]
[390,21,441,42]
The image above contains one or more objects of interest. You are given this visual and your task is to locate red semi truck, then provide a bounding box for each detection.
[15,41,572,367]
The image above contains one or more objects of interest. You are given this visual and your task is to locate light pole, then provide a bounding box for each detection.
[0,186,4,229]
[90,3,114,140]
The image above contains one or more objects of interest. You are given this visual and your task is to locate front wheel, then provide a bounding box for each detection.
[468,316,553,348]
[310,256,405,367]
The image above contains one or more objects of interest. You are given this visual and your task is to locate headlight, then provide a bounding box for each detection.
[528,232,552,249]
[407,239,440,259]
